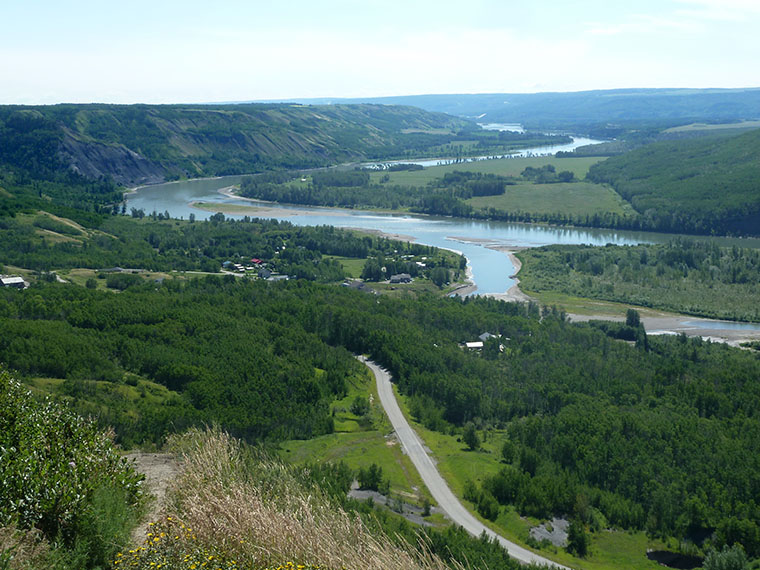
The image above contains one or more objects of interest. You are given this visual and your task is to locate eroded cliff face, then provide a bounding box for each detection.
[2,103,471,189]
[59,132,167,187]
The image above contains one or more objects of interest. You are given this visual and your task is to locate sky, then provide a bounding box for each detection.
[2,0,759,104]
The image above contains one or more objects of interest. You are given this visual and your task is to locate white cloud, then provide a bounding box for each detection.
[587,13,702,36]
[674,0,760,21]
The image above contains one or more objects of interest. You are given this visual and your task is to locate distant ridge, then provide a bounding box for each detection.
[243,88,760,129]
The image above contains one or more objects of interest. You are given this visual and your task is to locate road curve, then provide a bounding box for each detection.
[360,356,570,569]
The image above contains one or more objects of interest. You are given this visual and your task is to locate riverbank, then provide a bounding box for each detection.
[475,244,760,346]
[126,175,241,196]
[193,188,364,218]
[571,311,760,348]
[483,246,534,304]
[212,187,480,295]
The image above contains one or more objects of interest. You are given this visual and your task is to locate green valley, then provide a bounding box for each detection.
[4,94,760,570]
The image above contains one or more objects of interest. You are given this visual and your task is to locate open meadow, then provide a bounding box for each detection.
[466,182,635,217]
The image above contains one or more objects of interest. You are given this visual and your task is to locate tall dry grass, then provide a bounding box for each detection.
[160,427,458,570]
[0,526,49,570]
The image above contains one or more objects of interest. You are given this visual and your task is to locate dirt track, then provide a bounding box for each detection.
[125,452,179,543]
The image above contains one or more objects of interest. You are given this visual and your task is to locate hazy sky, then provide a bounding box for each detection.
[2,0,759,104]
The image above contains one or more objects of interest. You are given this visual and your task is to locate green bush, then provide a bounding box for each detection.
[0,370,145,567]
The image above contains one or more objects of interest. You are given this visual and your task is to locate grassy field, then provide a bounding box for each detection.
[664,119,760,133]
[24,374,177,403]
[58,267,176,289]
[324,255,366,278]
[369,279,457,297]
[465,182,635,217]
[518,288,647,318]
[279,363,430,505]
[369,156,606,187]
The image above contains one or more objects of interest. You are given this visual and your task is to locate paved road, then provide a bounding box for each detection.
[360,356,570,569]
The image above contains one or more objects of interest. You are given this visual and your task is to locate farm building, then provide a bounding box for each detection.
[0,276,28,289]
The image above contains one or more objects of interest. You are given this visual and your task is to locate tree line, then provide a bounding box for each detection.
[517,239,760,322]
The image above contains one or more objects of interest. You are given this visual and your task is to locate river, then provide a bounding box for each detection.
[363,135,601,168]
[129,177,673,294]
[127,176,760,291]
[127,159,760,338]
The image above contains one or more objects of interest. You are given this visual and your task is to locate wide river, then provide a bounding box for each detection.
[127,175,760,303]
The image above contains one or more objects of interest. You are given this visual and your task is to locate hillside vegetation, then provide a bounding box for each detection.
[6,272,760,561]
[0,104,472,188]
[587,128,760,235]
[126,427,518,570]
[516,240,760,322]
[0,370,144,568]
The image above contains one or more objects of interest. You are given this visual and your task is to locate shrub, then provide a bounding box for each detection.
[0,370,144,567]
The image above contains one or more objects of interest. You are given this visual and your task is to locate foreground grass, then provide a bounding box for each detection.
[127,427,455,570]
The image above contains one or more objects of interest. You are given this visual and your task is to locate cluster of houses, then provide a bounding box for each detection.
[222,258,289,282]
[0,275,28,289]
[462,332,508,352]
[222,258,264,273]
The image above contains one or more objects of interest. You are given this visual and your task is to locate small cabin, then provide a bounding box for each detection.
[0,276,27,289]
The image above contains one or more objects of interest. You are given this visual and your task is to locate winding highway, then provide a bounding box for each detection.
[359,356,570,569]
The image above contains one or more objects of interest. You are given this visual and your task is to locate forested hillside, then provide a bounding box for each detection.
[0,103,472,188]
[274,88,760,130]
[0,211,464,444]
[4,272,760,560]
[516,240,760,322]
[587,128,760,235]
